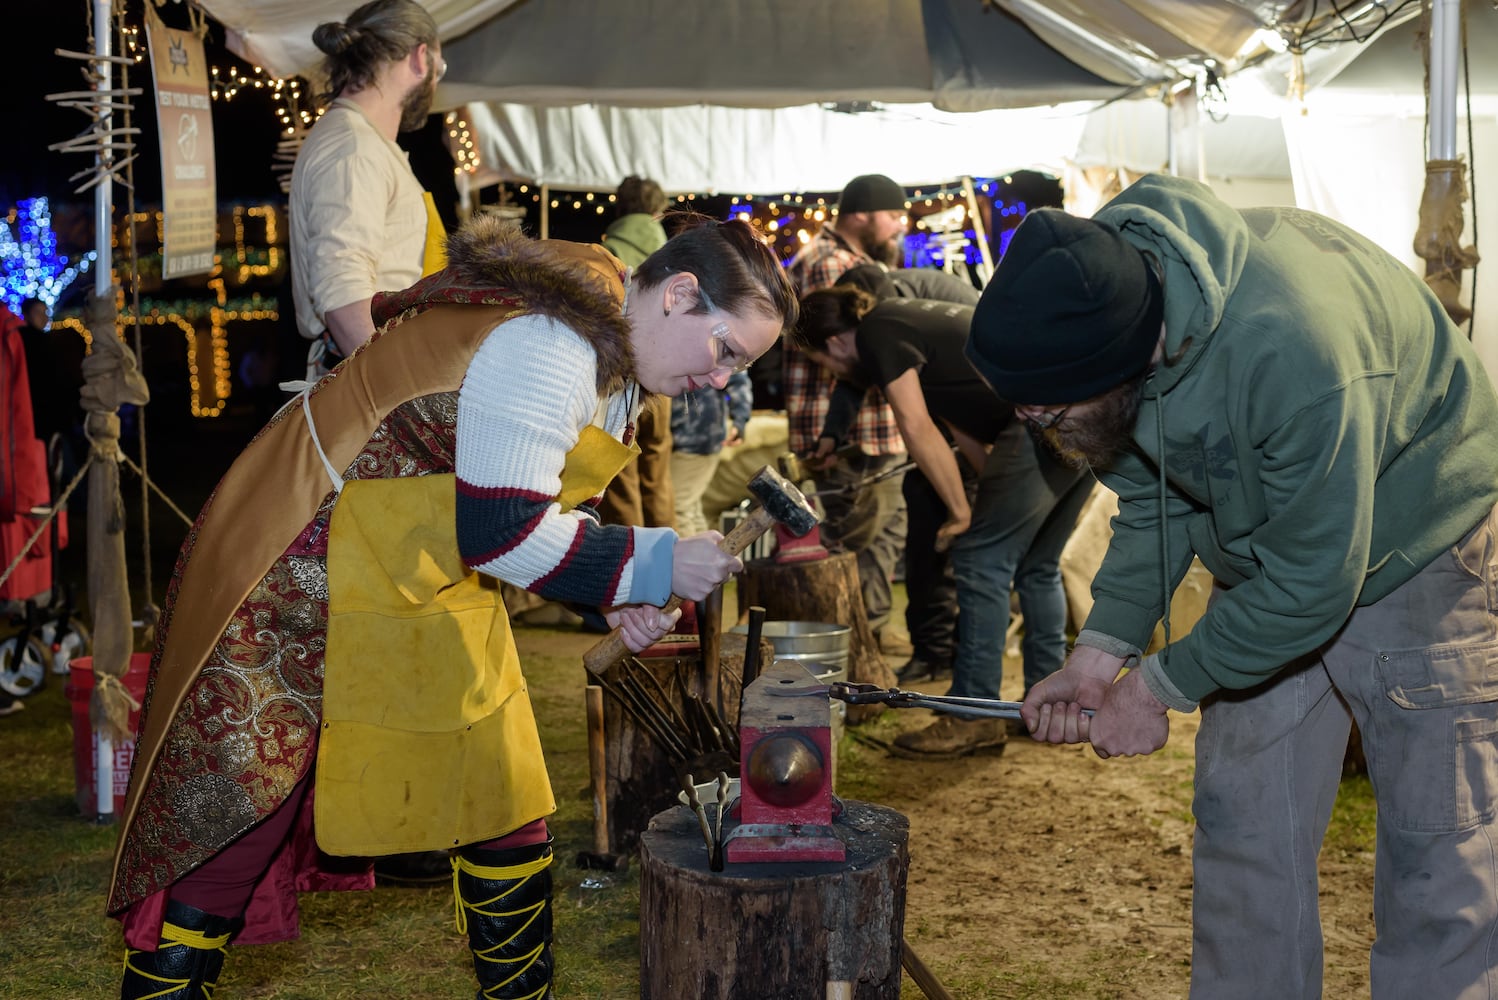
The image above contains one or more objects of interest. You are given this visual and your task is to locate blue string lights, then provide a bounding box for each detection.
[622,176,1043,271]
[1,198,96,315]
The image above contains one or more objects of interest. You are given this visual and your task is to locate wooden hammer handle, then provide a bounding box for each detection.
[582,506,775,676]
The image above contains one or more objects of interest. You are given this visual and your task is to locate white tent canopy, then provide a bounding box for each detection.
[197,0,1309,110]
[462,101,1097,195]
[195,0,522,84]
[196,0,1494,371]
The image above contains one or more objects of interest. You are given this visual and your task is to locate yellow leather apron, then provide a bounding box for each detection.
[420,192,448,277]
[314,422,637,855]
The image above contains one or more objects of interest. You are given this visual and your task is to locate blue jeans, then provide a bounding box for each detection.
[948,422,1093,700]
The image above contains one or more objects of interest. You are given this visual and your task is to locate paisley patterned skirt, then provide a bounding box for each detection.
[109,542,332,915]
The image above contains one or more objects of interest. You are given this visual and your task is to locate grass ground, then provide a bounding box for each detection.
[0,582,1377,998]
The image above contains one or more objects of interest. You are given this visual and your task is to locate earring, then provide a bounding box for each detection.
[664,306,671,316]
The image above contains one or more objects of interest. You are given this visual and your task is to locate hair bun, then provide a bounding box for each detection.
[312,21,360,56]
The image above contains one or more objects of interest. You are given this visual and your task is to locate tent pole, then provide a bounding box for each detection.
[1412,0,1476,327]
[540,182,550,240]
[91,0,116,821]
[961,176,993,284]
[1429,0,1459,161]
[93,0,113,298]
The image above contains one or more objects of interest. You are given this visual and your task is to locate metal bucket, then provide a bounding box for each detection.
[731,620,850,778]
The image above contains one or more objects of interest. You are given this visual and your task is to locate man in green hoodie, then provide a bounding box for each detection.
[969,175,1498,999]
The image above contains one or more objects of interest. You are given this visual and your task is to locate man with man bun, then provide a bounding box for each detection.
[289,0,449,378]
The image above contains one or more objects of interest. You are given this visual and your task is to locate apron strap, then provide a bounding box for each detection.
[278,379,345,494]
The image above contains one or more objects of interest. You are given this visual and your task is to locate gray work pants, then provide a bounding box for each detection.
[1191,503,1498,999]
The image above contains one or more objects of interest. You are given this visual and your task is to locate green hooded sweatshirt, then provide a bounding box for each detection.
[603,213,668,269]
[1081,175,1498,704]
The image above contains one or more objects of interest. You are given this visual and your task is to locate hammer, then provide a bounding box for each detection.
[582,465,819,676]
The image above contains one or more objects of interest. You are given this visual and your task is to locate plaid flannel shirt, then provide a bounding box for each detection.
[783,227,906,456]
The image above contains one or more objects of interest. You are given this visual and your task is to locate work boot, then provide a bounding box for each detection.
[894,655,953,684]
[120,898,242,999]
[890,715,1007,759]
[876,628,914,657]
[454,838,555,1000]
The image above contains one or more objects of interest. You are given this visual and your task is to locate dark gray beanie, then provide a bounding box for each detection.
[966,209,1163,405]
[837,174,907,214]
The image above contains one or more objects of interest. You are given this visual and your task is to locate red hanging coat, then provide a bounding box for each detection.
[0,305,53,601]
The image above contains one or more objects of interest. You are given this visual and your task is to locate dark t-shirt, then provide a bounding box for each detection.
[822,298,1011,445]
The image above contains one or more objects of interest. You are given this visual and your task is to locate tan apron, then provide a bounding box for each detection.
[314,422,637,855]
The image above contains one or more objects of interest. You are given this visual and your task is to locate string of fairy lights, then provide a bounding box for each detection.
[41,202,285,418]
[20,7,1047,419]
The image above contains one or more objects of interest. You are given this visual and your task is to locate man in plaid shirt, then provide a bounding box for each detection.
[785,174,911,644]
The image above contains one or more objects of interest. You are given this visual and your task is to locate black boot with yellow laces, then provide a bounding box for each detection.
[120,898,242,999]
[453,838,555,1000]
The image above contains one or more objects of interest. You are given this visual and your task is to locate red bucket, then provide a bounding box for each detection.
[64,654,152,818]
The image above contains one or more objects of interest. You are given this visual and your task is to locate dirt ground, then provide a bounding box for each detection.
[852,657,1379,999]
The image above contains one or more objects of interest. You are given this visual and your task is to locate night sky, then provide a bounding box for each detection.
[9,4,313,213]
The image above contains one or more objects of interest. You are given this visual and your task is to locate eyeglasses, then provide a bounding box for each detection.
[711,321,753,374]
[1024,404,1072,431]
[435,55,448,82]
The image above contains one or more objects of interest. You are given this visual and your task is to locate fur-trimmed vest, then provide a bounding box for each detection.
[374,216,635,394]
[109,224,632,905]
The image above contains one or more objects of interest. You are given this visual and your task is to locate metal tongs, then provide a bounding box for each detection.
[827,681,1094,721]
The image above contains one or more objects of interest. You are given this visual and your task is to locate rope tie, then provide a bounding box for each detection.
[117,452,195,529]
[451,852,552,1000]
[121,921,232,1000]
[279,380,344,494]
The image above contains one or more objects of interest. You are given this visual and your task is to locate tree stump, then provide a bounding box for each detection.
[602,632,773,852]
[737,551,895,724]
[639,799,909,999]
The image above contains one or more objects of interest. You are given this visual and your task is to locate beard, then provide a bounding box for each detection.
[869,235,902,267]
[1038,372,1148,470]
[398,67,436,133]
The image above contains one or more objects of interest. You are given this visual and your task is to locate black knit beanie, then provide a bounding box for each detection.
[837,174,907,214]
[966,209,1163,405]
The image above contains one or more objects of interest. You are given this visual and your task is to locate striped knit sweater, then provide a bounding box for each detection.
[454,312,675,609]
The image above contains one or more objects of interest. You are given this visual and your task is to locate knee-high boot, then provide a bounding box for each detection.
[120,898,243,1000]
[453,838,555,1000]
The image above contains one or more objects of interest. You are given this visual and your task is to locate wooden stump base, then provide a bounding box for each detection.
[639,800,910,999]
[737,550,896,725]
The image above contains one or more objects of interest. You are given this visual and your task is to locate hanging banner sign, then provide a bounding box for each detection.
[145,7,217,279]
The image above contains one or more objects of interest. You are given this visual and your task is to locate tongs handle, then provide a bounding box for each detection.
[827,682,1093,721]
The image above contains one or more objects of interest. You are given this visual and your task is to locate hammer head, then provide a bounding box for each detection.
[747,465,820,537]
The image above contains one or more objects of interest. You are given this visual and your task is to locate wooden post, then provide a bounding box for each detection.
[639,799,909,998]
[737,550,896,723]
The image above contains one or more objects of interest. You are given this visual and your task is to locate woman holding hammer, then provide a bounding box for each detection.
[108,215,796,1000]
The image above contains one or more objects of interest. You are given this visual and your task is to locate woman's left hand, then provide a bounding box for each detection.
[606,604,684,652]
